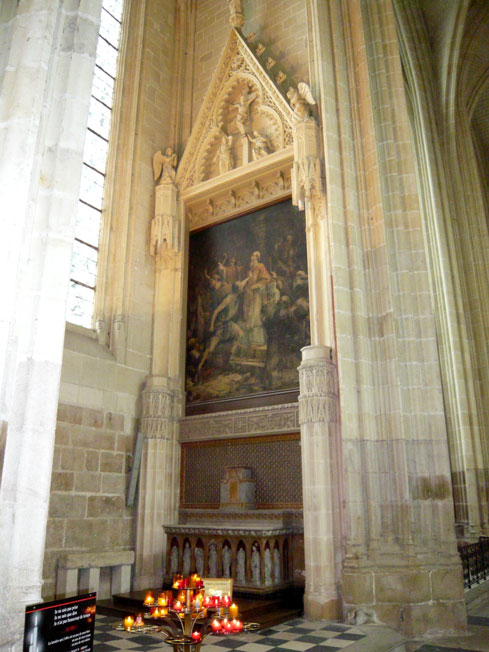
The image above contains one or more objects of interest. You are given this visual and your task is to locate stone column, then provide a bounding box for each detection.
[298,345,340,620]
[0,2,101,649]
[307,0,466,637]
[134,174,185,589]
[394,0,489,538]
[135,379,182,588]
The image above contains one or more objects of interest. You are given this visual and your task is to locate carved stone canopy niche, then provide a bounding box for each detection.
[176,28,296,232]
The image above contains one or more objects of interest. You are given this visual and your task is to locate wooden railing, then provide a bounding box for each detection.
[459,536,489,589]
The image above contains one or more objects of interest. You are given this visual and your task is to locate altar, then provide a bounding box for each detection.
[163,466,303,593]
[163,522,301,592]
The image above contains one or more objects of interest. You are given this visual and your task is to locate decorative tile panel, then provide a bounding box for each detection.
[181,434,302,508]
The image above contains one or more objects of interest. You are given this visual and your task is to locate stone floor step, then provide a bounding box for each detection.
[97,589,302,630]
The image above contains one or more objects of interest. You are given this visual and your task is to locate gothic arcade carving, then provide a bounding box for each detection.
[176,29,295,216]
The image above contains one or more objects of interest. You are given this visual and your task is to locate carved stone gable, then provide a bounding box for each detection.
[176,29,294,192]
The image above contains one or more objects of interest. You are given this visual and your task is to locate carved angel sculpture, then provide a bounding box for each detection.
[287,82,316,121]
[153,147,177,184]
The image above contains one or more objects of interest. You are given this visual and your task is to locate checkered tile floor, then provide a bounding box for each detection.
[94,615,367,651]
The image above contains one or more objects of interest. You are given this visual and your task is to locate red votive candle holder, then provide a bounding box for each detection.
[211,619,222,633]
[222,595,231,608]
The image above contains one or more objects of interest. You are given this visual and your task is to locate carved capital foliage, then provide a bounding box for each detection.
[141,386,183,440]
[298,356,337,424]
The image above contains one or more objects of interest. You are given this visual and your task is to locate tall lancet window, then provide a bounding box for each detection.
[67,0,124,327]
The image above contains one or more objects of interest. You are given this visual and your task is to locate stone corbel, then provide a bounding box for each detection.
[95,317,109,348]
[110,313,127,363]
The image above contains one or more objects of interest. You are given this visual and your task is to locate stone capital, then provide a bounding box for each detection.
[141,376,183,440]
[298,346,336,424]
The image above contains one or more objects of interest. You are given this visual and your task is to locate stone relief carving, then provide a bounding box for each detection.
[222,543,232,577]
[142,386,183,439]
[291,118,325,223]
[197,76,283,180]
[166,525,300,537]
[276,71,287,85]
[176,30,294,191]
[227,0,244,29]
[236,547,246,583]
[248,130,271,160]
[183,540,191,575]
[232,83,258,137]
[264,547,272,585]
[153,147,177,184]
[217,131,234,174]
[195,545,204,576]
[287,83,316,122]
[151,148,182,269]
[180,402,299,441]
[170,543,179,575]
[208,541,218,577]
[273,547,281,582]
[251,543,260,584]
[298,358,337,425]
[186,167,291,232]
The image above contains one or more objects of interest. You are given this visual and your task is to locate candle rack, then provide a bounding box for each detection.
[117,576,252,652]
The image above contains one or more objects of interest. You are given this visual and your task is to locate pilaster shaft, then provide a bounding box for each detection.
[292,120,333,346]
[134,377,182,589]
[298,345,340,621]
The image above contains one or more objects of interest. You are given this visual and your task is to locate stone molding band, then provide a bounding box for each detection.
[164,526,301,537]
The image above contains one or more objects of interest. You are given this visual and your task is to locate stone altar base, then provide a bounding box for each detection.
[164,516,303,592]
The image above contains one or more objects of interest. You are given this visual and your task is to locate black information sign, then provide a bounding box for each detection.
[24,593,96,652]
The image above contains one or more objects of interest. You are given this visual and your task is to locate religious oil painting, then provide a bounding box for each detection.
[185,200,310,407]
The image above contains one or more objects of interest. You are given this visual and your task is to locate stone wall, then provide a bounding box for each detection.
[41,0,177,601]
[44,399,134,599]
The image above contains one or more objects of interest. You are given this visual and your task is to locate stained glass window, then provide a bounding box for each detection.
[67,0,124,327]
